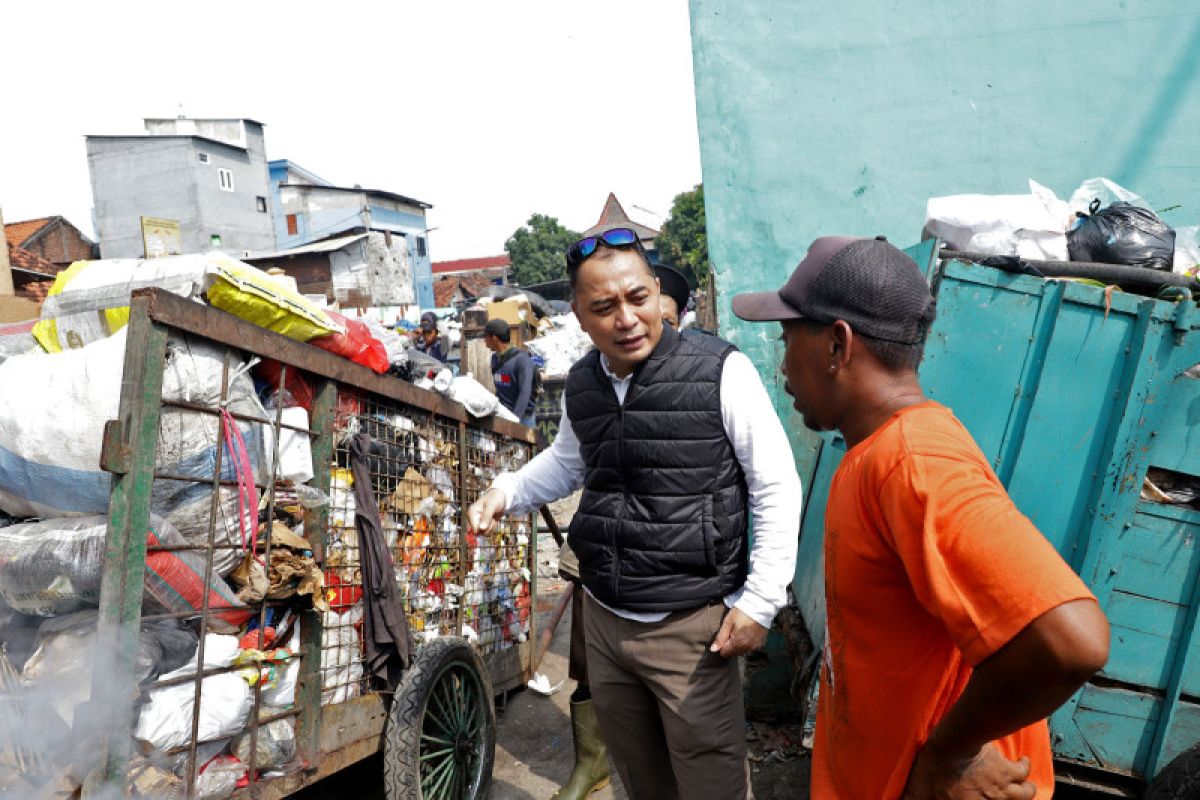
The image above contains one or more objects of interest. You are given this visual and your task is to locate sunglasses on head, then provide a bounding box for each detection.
[565,227,643,268]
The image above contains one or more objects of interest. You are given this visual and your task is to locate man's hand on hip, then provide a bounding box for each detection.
[709,607,768,657]
[467,488,507,535]
[901,742,1035,800]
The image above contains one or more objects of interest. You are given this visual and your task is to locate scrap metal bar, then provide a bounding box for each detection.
[83,295,170,795]
[295,377,338,767]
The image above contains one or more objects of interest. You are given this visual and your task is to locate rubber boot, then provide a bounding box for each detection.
[551,699,612,799]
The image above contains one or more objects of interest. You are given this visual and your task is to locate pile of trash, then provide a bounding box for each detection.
[325,414,534,657]
[925,177,1200,288]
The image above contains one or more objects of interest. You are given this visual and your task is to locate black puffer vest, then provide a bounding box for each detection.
[565,324,749,611]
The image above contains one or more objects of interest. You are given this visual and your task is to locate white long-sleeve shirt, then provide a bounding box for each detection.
[491,349,802,629]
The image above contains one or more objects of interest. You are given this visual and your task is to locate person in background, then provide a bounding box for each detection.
[469,225,801,799]
[414,311,447,362]
[732,235,1110,800]
[652,260,690,330]
[484,317,537,427]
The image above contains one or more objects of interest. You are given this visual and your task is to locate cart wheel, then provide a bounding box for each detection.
[1146,744,1200,800]
[384,637,496,800]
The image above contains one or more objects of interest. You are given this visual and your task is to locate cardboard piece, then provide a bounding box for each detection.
[486,298,532,326]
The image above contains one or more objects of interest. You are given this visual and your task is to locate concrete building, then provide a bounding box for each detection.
[4,216,97,269]
[86,118,276,258]
[269,159,435,308]
[243,231,415,309]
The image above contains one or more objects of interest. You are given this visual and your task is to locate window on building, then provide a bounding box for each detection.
[197,152,211,164]
[286,214,298,236]
[256,196,268,213]
[218,168,234,192]
[210,234,222,248]
[416,236,427,258]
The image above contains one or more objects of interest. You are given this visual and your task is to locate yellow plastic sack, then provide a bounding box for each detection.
[205,259,341,342]
[32,261,114,353]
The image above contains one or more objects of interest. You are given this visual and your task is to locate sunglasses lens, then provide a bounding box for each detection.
[601,228,637,247]
[567,236,599,266]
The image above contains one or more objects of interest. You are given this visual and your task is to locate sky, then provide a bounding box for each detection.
[0,1,703,261]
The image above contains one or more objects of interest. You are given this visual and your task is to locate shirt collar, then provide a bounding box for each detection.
[599,353,632,384]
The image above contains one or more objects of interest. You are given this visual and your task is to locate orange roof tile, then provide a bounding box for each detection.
[7,241,59,277]
[432,255,511,275]
[4,217,56,248]
[15,279,52,303]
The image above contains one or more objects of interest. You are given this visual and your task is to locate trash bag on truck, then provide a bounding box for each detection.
[135,634,252,751]
[21,610,199,730]
[0,328,272,577]
[1067,200,1176,271]
[0,517,108,616]
[31,254,213,353]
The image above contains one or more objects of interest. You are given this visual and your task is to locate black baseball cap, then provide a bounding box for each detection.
[731,236,934,344]
[483,318,511,340]
[652,261,690,314]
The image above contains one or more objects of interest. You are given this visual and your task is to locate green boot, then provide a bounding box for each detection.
[551,699,612,799]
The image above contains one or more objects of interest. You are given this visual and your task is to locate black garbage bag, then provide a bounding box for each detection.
[1067,200,1176,271]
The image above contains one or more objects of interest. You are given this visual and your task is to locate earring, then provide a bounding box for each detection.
[828,364,836,373]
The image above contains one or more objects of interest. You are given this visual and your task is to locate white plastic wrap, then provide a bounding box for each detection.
[924,179,1071,261]
[321,606,363,705]
[135,635,251,751]
[445,375,501,418]
[527,314,595,377]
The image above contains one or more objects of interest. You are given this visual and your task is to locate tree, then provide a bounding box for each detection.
[504,213,581,286]
[655,184,709,290]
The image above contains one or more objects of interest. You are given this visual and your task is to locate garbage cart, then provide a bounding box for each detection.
[789,243,1200,796]
[1,288,537,799]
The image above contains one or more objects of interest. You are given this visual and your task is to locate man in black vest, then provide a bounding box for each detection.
[468,226,801,799]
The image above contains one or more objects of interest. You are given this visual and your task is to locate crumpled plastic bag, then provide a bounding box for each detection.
[195,754,246,800]
[231,716,296,772]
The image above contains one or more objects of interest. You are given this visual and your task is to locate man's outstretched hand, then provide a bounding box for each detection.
[902,742,1036,800]
[467,488,507,535]
[709,607,768,657]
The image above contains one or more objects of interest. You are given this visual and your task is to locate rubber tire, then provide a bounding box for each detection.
[1145,745,1200,800]
[383,637,496,800]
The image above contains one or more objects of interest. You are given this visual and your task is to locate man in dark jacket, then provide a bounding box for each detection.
[484,317,536,426]
[414,311,447,362]
[468,226,801,799]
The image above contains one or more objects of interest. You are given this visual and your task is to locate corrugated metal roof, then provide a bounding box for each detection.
[282,182,433,210]
[242,233,369,261]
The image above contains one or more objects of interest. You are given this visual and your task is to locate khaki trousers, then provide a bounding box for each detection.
[582,593,753,800]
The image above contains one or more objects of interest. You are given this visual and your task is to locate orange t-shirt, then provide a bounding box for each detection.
[810,401,1093,799]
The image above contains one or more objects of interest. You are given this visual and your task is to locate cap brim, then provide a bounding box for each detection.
[731,291,806,322]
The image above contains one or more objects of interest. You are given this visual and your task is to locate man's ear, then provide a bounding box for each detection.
[831,320,854,367]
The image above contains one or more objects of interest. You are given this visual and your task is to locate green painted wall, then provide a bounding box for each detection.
[689,1,1200,710]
